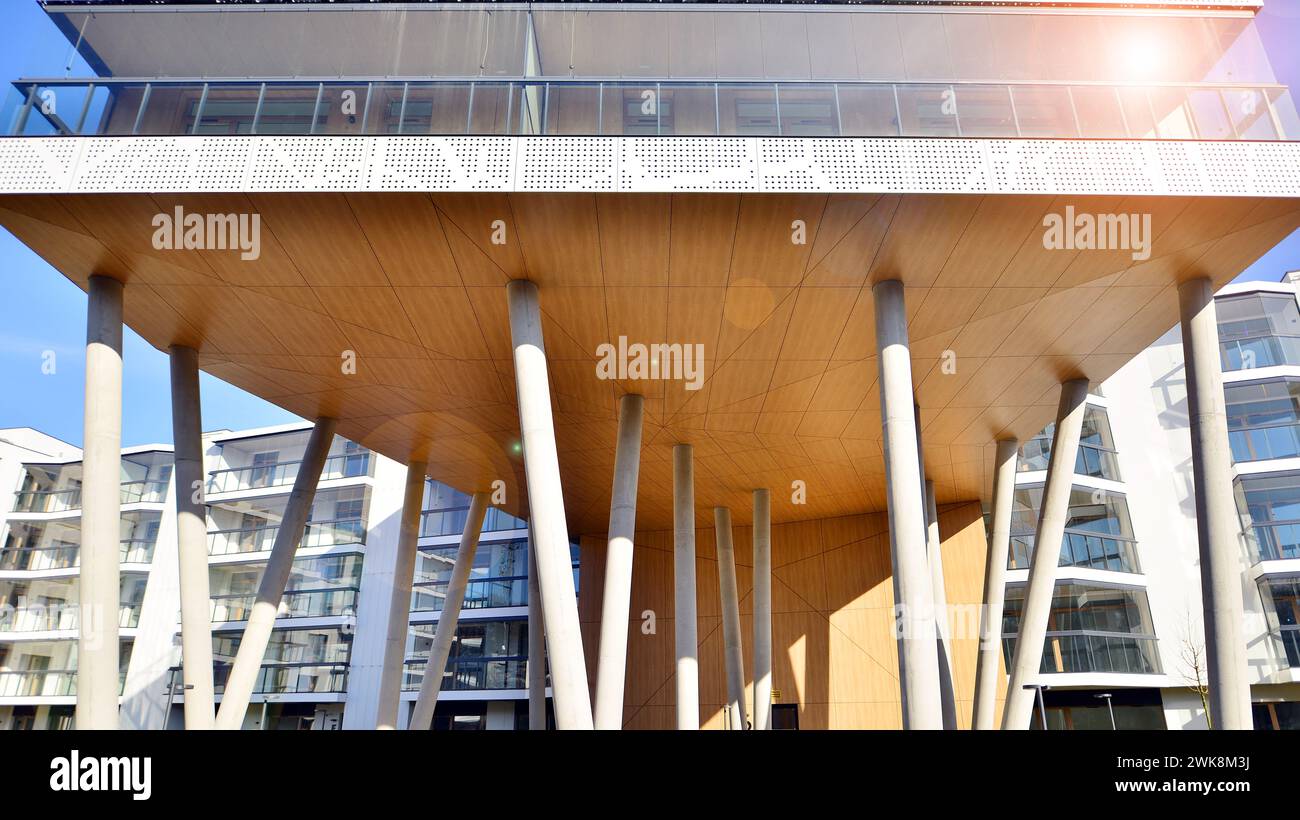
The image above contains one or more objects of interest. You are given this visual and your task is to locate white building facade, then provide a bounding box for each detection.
[0,423,555,731]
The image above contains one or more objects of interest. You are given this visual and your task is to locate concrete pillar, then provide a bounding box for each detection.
[925,480,958,730]
[78,275,123,730]
[1002,378,1089,730]
[972,438,1018,730]
[673,443,699,730]
[1179,276,1252,730]
[168,344,215,730]
[526,531,547,730]
[214,416,337,730]
[408,492,489,730]
[594,393,644,730]
[713,506,748,730]
[375,462,426,730]
[872,279,941,730]
[752,488,772,731]
[506,279,593,730]
[916,404,957,730]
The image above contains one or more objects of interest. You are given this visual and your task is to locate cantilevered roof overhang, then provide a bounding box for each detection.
[1,134,1298,534]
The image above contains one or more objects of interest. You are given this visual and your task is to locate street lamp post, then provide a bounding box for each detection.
[1095,693,1117,730]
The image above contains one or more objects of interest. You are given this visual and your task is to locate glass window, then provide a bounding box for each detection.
[1070,86,1127,138]
[1003,582,1161,675]
[1224,379,1300,462]
[1256,576,1300,668]
[402,618,530,692]
[1236,472,1300,562]
[897,85,959,138]
[1009,485,1138,572]
[952,85,1015,137]
[1216,293,1300,371]
[1011,86,1076,138]
[1017,405,1121,481]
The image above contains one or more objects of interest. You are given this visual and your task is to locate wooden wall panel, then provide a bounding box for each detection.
[578,499,994,729]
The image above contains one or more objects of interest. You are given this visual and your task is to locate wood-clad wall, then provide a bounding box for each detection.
[577,500,1006,729]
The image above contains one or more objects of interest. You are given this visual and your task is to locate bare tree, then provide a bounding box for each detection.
[1178,608,1212,730]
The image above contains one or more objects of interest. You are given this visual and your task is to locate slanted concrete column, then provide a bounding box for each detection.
[527,531,547,730]
[925,480,958,730]
[214,417,337,730]
[752,488,772,731]
[168,344,215,730]
[873,279,941,730]
[1179,277,1252,730]
[506,279,593,730]
[973,438,1018,730]
[713,506,748,730]
[594,394,645,730]
[375,462,426,730]
[1002,379,1089,730]
[409,492,489,730]
[673,443,699,730]
[78,275,124,730]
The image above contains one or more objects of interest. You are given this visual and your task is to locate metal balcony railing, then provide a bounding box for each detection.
[4,78,1292,141]
[1009,530,1141,574]
[0,669,126,698]
[209,661,349,695]
[0,602,141,633]
[401,656,532,692]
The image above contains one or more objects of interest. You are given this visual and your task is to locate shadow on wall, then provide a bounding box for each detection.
[577,501,997,729]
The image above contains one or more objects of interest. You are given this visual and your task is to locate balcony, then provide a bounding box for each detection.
[206,517,365,557]
[420,506,525,538]
[0,602,141,633]
[209,662,349,696]
[210,586,358,623]
[4,78,1292,141]
[1009,531,1141,574]
[0,537,155,572]
[205,452,372,495]
[0,669,125,698]
[11,480,168,514]
[401,657,531,693]
[1243,521,1300,563]
[411,577,528,613]
[1002,631,1163,675]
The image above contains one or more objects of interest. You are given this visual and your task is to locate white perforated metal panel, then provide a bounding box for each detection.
[0,136,1296,197]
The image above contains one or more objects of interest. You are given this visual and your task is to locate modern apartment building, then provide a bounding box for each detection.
[0,424,556,730]
[0,0,1298,731]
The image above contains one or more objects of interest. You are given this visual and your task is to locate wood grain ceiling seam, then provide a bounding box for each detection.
[1045,195,1195,293]
[339,195,430,361]
[590,193,622,425]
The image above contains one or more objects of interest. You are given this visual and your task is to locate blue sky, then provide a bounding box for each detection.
[0,0,1298,448]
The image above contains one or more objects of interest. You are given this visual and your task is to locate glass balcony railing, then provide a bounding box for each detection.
[11,480,168,513]
[1009,530,1141,574]
[1221,336,1300,371]
[1243,521,1300,563]
[210,662,349,696]
[401,657,531,693]
[206,517,365,556]
[1229,423,1300,463]
[0,602,141,633]
[1017,441,1121,482]
[205,453,372,495]
[0,538,156,571]
[1003,631,1162,675]
[209,587,358,622]
[420,506,525,538]
[0,669,125,698]
[1272,626,1300,668]
[4,78,1293,141]
[411,577,528,613]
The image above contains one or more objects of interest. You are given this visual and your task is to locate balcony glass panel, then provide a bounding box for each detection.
[1009,485,1139,572]
[206,451,371,494]
[1070,86,1127,138]
[1257,576,1300,668]
[1225,379,1300,462]
[1216,292,1300,371]
[0,575,147,632]
[1002,582,1161,674]
[209,553,362,621]
[207,517,365,556]
[401,618,532,692]
[1017,404,1121,481]
[6,79,1293,140]
[1237,472,1300,563]
[211,626,351,694]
